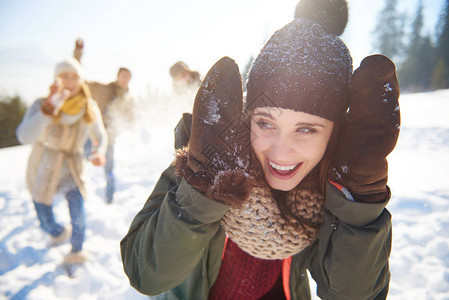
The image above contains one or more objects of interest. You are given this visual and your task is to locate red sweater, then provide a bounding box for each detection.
[208,238,286,300]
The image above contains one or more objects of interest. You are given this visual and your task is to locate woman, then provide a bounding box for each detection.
[121,0,400,298]
[16,58,108,264]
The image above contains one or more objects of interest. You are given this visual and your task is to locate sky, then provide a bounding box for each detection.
[0,0,445,103]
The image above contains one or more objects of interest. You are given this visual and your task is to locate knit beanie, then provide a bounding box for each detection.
[245,0,353,122]
[54,57,84,80]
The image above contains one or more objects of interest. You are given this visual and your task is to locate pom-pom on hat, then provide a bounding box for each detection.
[246,0,352,122]
[54,57,84,80]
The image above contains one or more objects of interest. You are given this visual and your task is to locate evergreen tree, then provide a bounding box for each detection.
[434,0,449,88]
[417,36,437,88]
[432,59,448,89]
[398,0,437,91]
[410,0,425,53]
[0,94,27,148]
[372,0,405,62]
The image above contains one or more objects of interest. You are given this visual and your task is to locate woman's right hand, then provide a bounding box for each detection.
[41,78,70,116]
[89,152,106,166]
[174,57,252,207]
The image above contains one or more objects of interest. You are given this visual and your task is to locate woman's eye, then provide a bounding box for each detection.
[256,120,273,130]
[297,127,317,134]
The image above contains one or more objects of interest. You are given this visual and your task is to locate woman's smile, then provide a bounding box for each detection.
[268,159,302,179]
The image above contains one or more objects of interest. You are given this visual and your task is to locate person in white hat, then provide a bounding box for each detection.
[16,57,108,264]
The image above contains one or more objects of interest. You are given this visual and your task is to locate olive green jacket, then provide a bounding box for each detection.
[121,117,392,300]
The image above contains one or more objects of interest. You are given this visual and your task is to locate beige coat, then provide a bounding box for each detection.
[16,98,108,205]
[86,81,117,114]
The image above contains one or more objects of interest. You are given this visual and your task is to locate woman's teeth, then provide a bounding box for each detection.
[269,161,298,171]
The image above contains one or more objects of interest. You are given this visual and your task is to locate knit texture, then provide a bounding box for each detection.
[246,0,352,122]
[208,238,283,300]
[221,186,324,260]
[246,17,352,122]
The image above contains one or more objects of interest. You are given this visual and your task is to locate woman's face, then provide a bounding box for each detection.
[59,71,82,97]
[251,107,334,191]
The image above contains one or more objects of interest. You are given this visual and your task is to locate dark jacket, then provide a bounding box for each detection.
[120,115,392,300]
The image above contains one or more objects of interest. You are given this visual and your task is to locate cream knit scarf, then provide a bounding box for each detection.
[221,186,324,260]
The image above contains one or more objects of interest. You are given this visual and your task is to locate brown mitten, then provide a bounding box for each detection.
[329,55,400,203]
[174,57,252,207]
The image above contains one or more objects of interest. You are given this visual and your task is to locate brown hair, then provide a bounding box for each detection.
[169,61,189,78]
[117,67,131,77]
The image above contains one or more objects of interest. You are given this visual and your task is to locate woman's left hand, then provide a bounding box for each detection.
[89,152,106,166]
[329,55,400,203]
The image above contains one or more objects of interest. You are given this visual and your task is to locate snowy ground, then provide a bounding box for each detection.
[1,90,449,300]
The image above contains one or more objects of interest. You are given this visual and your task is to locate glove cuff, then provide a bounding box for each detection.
[174,147,252,207]
[352,190,389,203]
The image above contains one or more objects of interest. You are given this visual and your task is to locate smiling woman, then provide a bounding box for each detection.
[120,0,400,299]
[15,58,108,265]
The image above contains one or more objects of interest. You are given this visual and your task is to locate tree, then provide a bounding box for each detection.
[398,0,437,91]
[432,59,448,89]
[0,93,27,148]
[372,0,405,62]
[435,0,449,88]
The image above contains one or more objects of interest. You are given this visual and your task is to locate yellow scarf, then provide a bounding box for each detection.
[60,93,87,115]
[54,83,94,124]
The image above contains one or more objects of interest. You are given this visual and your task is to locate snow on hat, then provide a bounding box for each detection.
[245,0,353,122]
[54,57,84,79]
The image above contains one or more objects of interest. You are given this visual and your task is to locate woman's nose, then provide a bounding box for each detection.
[271,135,295,160]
